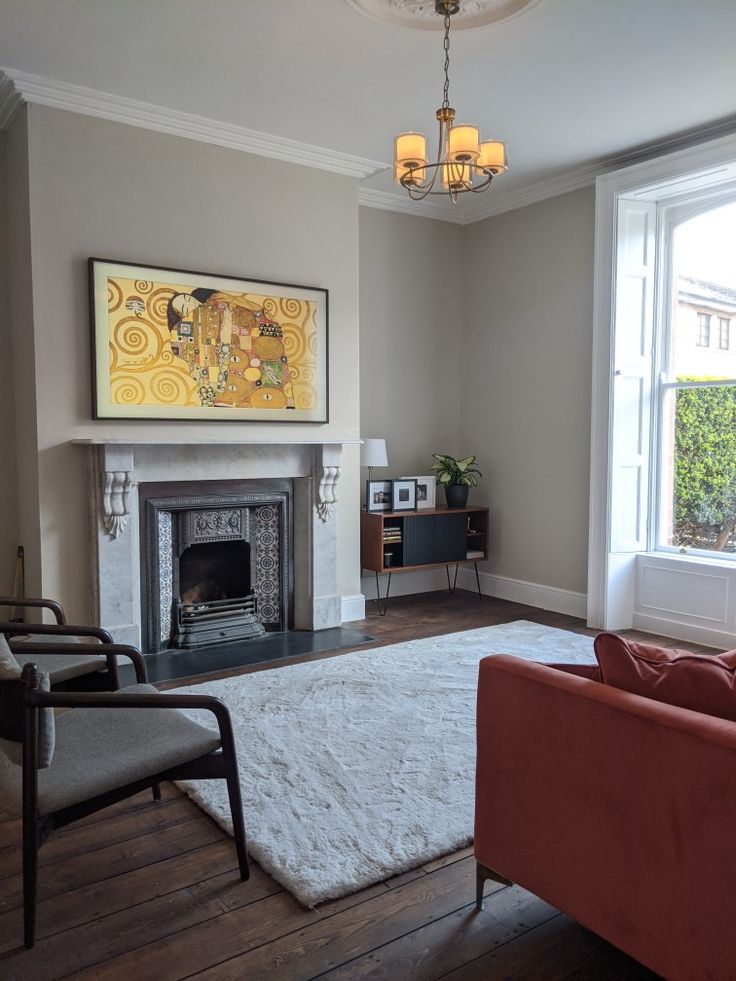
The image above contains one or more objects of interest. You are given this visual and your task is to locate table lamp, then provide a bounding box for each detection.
[361,437,389,480]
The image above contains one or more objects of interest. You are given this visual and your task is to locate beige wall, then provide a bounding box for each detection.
[19,104,361,621]
[359,207,463,484]
[3,113,37,597]
[0,131,19,593]
[10,101,596,616]
[461,188,595,594]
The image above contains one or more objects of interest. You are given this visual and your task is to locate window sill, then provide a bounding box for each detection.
[639,550,736,570]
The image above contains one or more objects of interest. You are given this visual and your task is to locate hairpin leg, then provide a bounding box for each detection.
[474,561,482,599]
[375,571,392,616]
[446,563,460,594]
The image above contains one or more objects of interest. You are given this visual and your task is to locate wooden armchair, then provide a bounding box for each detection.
[0,658,249,949]
[0,596,146,689]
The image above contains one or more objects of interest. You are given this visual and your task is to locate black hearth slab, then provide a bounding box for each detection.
[115,627,375,685]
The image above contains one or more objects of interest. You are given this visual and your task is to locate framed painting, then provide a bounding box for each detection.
[89,258,329,422]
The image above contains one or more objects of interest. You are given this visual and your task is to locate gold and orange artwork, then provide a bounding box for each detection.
[90,261,328,422]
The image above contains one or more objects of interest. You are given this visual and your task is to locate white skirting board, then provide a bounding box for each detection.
[455,566,588,619]
[340,593,366,623]
[356,566,587,621]
[358,568,448,604]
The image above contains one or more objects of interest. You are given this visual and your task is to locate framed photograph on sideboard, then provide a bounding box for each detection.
[401,475,436,510]
[391,478,417,512]
[366,480,393,512]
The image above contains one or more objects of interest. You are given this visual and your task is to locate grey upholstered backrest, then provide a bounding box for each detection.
[0,641,56,769]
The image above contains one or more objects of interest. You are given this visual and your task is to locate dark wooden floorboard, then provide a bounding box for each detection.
[0,592,671,979]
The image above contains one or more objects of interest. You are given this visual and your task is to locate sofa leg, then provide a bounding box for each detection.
[475,860,513,911]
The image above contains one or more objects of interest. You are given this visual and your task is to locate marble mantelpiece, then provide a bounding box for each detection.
[74,438,358,646]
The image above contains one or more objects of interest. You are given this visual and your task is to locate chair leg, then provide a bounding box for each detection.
[226,766,250,881]
[23,819,39,948]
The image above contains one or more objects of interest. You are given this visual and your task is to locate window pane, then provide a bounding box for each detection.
[671,201,736,378]
[661,385,736,552]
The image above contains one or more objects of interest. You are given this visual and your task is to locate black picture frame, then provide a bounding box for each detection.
[366,479,393,512]
[88,257,329,423]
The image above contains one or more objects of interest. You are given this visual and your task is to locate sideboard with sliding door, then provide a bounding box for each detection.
[360,505,488,614]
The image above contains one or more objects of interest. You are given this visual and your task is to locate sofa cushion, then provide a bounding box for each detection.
[594,632,736,721]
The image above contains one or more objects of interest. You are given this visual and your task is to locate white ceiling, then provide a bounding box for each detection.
[2,0,736,221]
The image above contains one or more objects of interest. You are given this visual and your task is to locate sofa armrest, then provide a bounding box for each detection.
[474,653,736,981]
[543,662,601,681]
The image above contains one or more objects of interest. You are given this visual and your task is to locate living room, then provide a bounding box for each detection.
[2,0,736,977]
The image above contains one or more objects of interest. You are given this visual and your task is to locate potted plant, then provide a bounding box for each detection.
[430,453,482,509]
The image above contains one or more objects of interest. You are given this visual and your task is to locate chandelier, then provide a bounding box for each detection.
[393,0,508,202]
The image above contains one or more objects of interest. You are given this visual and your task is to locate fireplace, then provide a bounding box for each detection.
[140,480,292,654]
[79,438,350,647]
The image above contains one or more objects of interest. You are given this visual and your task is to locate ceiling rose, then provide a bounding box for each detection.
[345,0,542,30]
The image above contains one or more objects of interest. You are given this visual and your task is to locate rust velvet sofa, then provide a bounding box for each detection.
[474,654,736,981]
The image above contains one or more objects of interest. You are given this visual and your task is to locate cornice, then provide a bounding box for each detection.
[457,112,736,224]
[357,187,465,223]
[3,67,736,225]
[0,71,22,129]
[0,68,386,180]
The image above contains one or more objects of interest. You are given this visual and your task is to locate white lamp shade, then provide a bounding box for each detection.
[442,160,470,190]
[478,140,508,174]
[394,132,428,169]
[361,437,389,468]
[448,124,480,162]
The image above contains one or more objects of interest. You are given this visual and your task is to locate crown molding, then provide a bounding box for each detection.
[0,71,22,129]
[457,112,736,224]
[0,68,386,180]
[358,187,465,223]
[3,67,736,225]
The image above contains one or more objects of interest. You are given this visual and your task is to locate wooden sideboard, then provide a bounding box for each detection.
[361,505,488,614]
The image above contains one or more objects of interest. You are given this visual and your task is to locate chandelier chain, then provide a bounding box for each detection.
[442,9,451,109]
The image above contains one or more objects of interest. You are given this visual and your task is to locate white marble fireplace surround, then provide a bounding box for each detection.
[72,438,355,648]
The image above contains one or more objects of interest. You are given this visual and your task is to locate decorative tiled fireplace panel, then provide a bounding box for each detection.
[141,483,291,654]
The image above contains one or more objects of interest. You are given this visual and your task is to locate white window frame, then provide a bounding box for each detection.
[652,194,736,561]
[588,132,736,633]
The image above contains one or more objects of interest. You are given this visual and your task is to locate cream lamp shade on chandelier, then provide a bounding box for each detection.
[361,438,389,479]
[393,0,508,202]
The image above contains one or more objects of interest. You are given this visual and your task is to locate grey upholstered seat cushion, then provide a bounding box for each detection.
[12,632,107,684]
[0,684,221,816]
[13,650,108,684]
[16,633,81,644]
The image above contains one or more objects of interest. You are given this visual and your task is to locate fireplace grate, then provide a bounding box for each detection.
[175,594,266,649]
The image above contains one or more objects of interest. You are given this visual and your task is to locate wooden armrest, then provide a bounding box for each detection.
[0,596,66,624]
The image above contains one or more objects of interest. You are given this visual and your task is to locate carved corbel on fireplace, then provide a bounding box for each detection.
[99,444,135,540]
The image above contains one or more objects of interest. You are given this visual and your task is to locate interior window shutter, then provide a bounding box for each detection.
[610,198,656,553]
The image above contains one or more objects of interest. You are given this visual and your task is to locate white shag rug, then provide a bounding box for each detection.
[174,620,595,907]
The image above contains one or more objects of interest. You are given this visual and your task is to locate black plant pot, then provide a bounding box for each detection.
[445,484,469,509]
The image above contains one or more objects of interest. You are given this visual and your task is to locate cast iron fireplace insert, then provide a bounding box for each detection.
[140,479,292,655]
